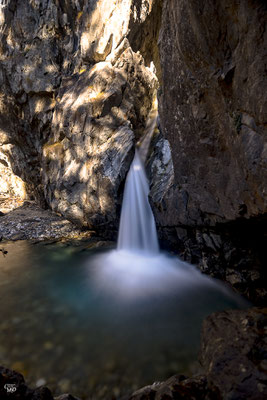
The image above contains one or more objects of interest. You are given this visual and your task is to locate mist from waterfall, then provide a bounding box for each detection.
[117,149,159,254]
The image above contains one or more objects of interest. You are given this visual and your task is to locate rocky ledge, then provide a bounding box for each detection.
[1,307,266,400]
[0,200,94,241]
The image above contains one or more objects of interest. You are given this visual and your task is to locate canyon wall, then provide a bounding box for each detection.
[0,0,266,302]
[0,0,161,229]
[155,0,267,303]
[158,0,266,226]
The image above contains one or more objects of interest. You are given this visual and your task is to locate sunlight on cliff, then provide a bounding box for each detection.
[0,161,27,211]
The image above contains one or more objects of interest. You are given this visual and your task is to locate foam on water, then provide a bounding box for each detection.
[90,249,218,299]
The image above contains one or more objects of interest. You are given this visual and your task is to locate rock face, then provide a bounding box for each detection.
[159,0,267,226]
[200,307,267,400]
[156,0,267,304]
[0,0,159,230]
[45,49,156,228]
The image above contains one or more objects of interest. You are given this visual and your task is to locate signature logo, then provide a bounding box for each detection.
[4,383,17,393]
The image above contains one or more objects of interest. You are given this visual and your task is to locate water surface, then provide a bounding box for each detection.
[0,240,247,399]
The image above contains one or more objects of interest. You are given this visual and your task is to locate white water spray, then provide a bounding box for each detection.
[117,149,159,254]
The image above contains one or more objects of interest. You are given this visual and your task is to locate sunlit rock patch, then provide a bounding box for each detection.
[43,47,157,228]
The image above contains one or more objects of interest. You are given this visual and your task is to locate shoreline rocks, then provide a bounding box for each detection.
[0,366,80,400]
[157,213,267,305]
[0,201,94,242]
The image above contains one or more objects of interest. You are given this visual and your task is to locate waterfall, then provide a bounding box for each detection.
[137,98,158,164]
[117,149,159,254]
[90,109,240,302]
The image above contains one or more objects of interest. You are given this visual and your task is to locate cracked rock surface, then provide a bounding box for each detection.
[0,201,92,241]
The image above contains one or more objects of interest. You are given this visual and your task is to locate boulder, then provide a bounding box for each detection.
[200,307,267,400]
[129,375,208,400]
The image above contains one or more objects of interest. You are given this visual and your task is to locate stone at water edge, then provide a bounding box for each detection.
[0,366,27,399]
[128,307,267,400]
[0,366,81,400]
[200,307,267,400]
[129,375,208,400]
[54,395,81,400]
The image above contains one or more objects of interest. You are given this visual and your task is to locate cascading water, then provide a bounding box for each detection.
[117,149,159,254]
[90,103,243,304]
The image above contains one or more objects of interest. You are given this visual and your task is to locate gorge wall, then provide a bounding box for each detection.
[155,0,267,303]
[0,0,266,302]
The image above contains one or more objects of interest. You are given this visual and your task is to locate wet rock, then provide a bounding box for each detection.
[0,365,27,400]
[31,387,54,400]
[157,214,267,305]
[58,379,70,394]
[129,375,208,400]
[148,136,174,204]
[35,378,46,387]
[200,307,267,400]
[0,366,82,400]
[54,395,81,400]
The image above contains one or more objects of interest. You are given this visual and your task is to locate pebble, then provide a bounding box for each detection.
[36,378,47,387]
[58,378,70,392]
[12,317,22,324]
[11,361,28,377]
[113,387,120,397]
[44,341,54,350]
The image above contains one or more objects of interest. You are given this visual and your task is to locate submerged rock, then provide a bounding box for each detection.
[1,308,266,399]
